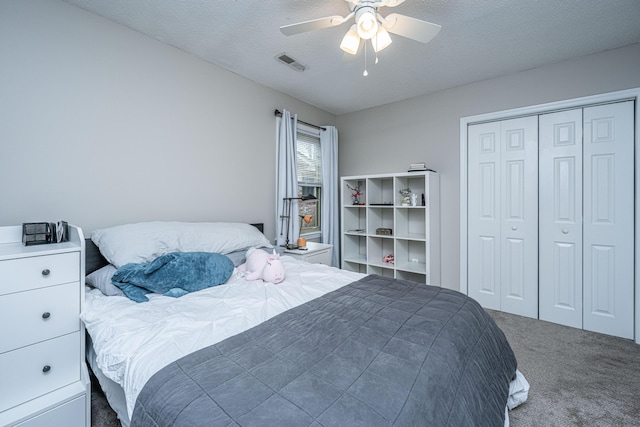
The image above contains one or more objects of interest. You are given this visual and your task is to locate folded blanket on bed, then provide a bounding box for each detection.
[131,274,518,426]
[112,252,234,302]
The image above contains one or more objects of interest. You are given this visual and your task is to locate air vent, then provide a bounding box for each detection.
[275,53,308,72]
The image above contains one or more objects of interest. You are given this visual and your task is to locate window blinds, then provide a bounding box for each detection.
[297,132,322,185]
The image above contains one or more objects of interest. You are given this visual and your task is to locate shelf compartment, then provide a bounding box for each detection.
[395,239,426,274]
[395,207,426,240]
[367,177,394,205]
[368,207,394,236]
[343,178,366,206]
[343,234,367,264]
[396,270,427,283]
[368,265,394,278]
[343,206,366,235]
[395,175,427,206]
[343,261,368,274]
[367,236,395,268]
[395,261,426,274]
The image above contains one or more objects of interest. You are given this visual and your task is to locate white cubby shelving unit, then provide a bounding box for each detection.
[340,171,440,285]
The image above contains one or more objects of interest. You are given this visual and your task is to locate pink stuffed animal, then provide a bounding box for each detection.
[238,248,285,284]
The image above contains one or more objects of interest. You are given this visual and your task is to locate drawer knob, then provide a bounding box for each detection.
[41,269,51,277]
[42,312,51,319]
[42,365,51,373]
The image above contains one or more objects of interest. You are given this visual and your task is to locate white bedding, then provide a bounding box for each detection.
[81,256,364,419]
[82,256,529,424]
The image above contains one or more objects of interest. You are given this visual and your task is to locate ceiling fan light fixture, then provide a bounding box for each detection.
[371,26,392,52]
[279,0,442,66]
[355,7,378,40]
[340,25,361,55]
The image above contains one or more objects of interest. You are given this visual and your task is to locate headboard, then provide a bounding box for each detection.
[85,239,109,275]
[85,223,265,275]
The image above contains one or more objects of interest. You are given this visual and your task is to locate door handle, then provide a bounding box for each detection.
[562,228,569,234]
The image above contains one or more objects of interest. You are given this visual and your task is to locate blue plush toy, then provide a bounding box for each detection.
[112,251,234,302]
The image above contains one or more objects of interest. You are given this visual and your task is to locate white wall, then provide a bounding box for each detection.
[2,1,639,292]
[0,0,335,240]
[336,43,640,291]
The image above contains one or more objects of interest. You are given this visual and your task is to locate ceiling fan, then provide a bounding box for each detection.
[280,0,441,60]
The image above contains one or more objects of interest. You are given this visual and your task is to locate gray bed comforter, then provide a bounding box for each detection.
[131,275,517,426]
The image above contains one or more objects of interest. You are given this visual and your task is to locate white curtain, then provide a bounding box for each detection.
[275,110,299,248]
[321,126,339,267]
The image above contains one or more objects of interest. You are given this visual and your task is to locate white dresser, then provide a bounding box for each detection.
[0,225,90,427]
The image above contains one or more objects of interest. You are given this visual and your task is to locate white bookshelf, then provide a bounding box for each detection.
[340,171,440,285]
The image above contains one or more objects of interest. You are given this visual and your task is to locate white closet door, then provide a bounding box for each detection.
[468,122,501,310]
[539,109,583,328]
[499,116,539,318]
[468,117,538,317]
[583,101,634,339]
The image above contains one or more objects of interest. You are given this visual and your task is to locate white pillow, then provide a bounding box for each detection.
[91,222,271,268]
[225,250,247,267]
[85,264,125,297]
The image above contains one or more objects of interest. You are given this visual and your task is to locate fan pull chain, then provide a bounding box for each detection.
[374,33,379,64]
[363,41,368,77]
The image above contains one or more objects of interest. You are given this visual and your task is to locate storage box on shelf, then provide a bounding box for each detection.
[0,225,90,427]
[340,171,440,285]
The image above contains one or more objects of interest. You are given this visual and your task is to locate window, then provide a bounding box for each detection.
[296,130,322,236]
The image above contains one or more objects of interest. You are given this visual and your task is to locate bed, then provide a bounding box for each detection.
[81,221,528,427]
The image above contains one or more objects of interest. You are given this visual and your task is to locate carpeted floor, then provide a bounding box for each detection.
[90,374,120,427]
[90,309,640,426]
[489,309,640,427]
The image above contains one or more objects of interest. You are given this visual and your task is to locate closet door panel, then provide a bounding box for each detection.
[468,122,501,310]
[500,116,538,318]
[539,109,583,328]
[583,101,634,339]
[503,237,525,299]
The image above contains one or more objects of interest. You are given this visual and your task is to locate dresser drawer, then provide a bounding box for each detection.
[0,333,80,412]
[15,395,86,427]
[0,283,80,353]
[0,252,79,295]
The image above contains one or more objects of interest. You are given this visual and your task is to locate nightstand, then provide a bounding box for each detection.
[0,225,90,427]
[283,242,333,266]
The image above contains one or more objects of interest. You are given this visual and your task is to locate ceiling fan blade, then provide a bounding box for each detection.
[381,13,441,43]
[280,15,349,36]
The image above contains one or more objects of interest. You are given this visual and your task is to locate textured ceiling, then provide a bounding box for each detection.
[62,0,640,115]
